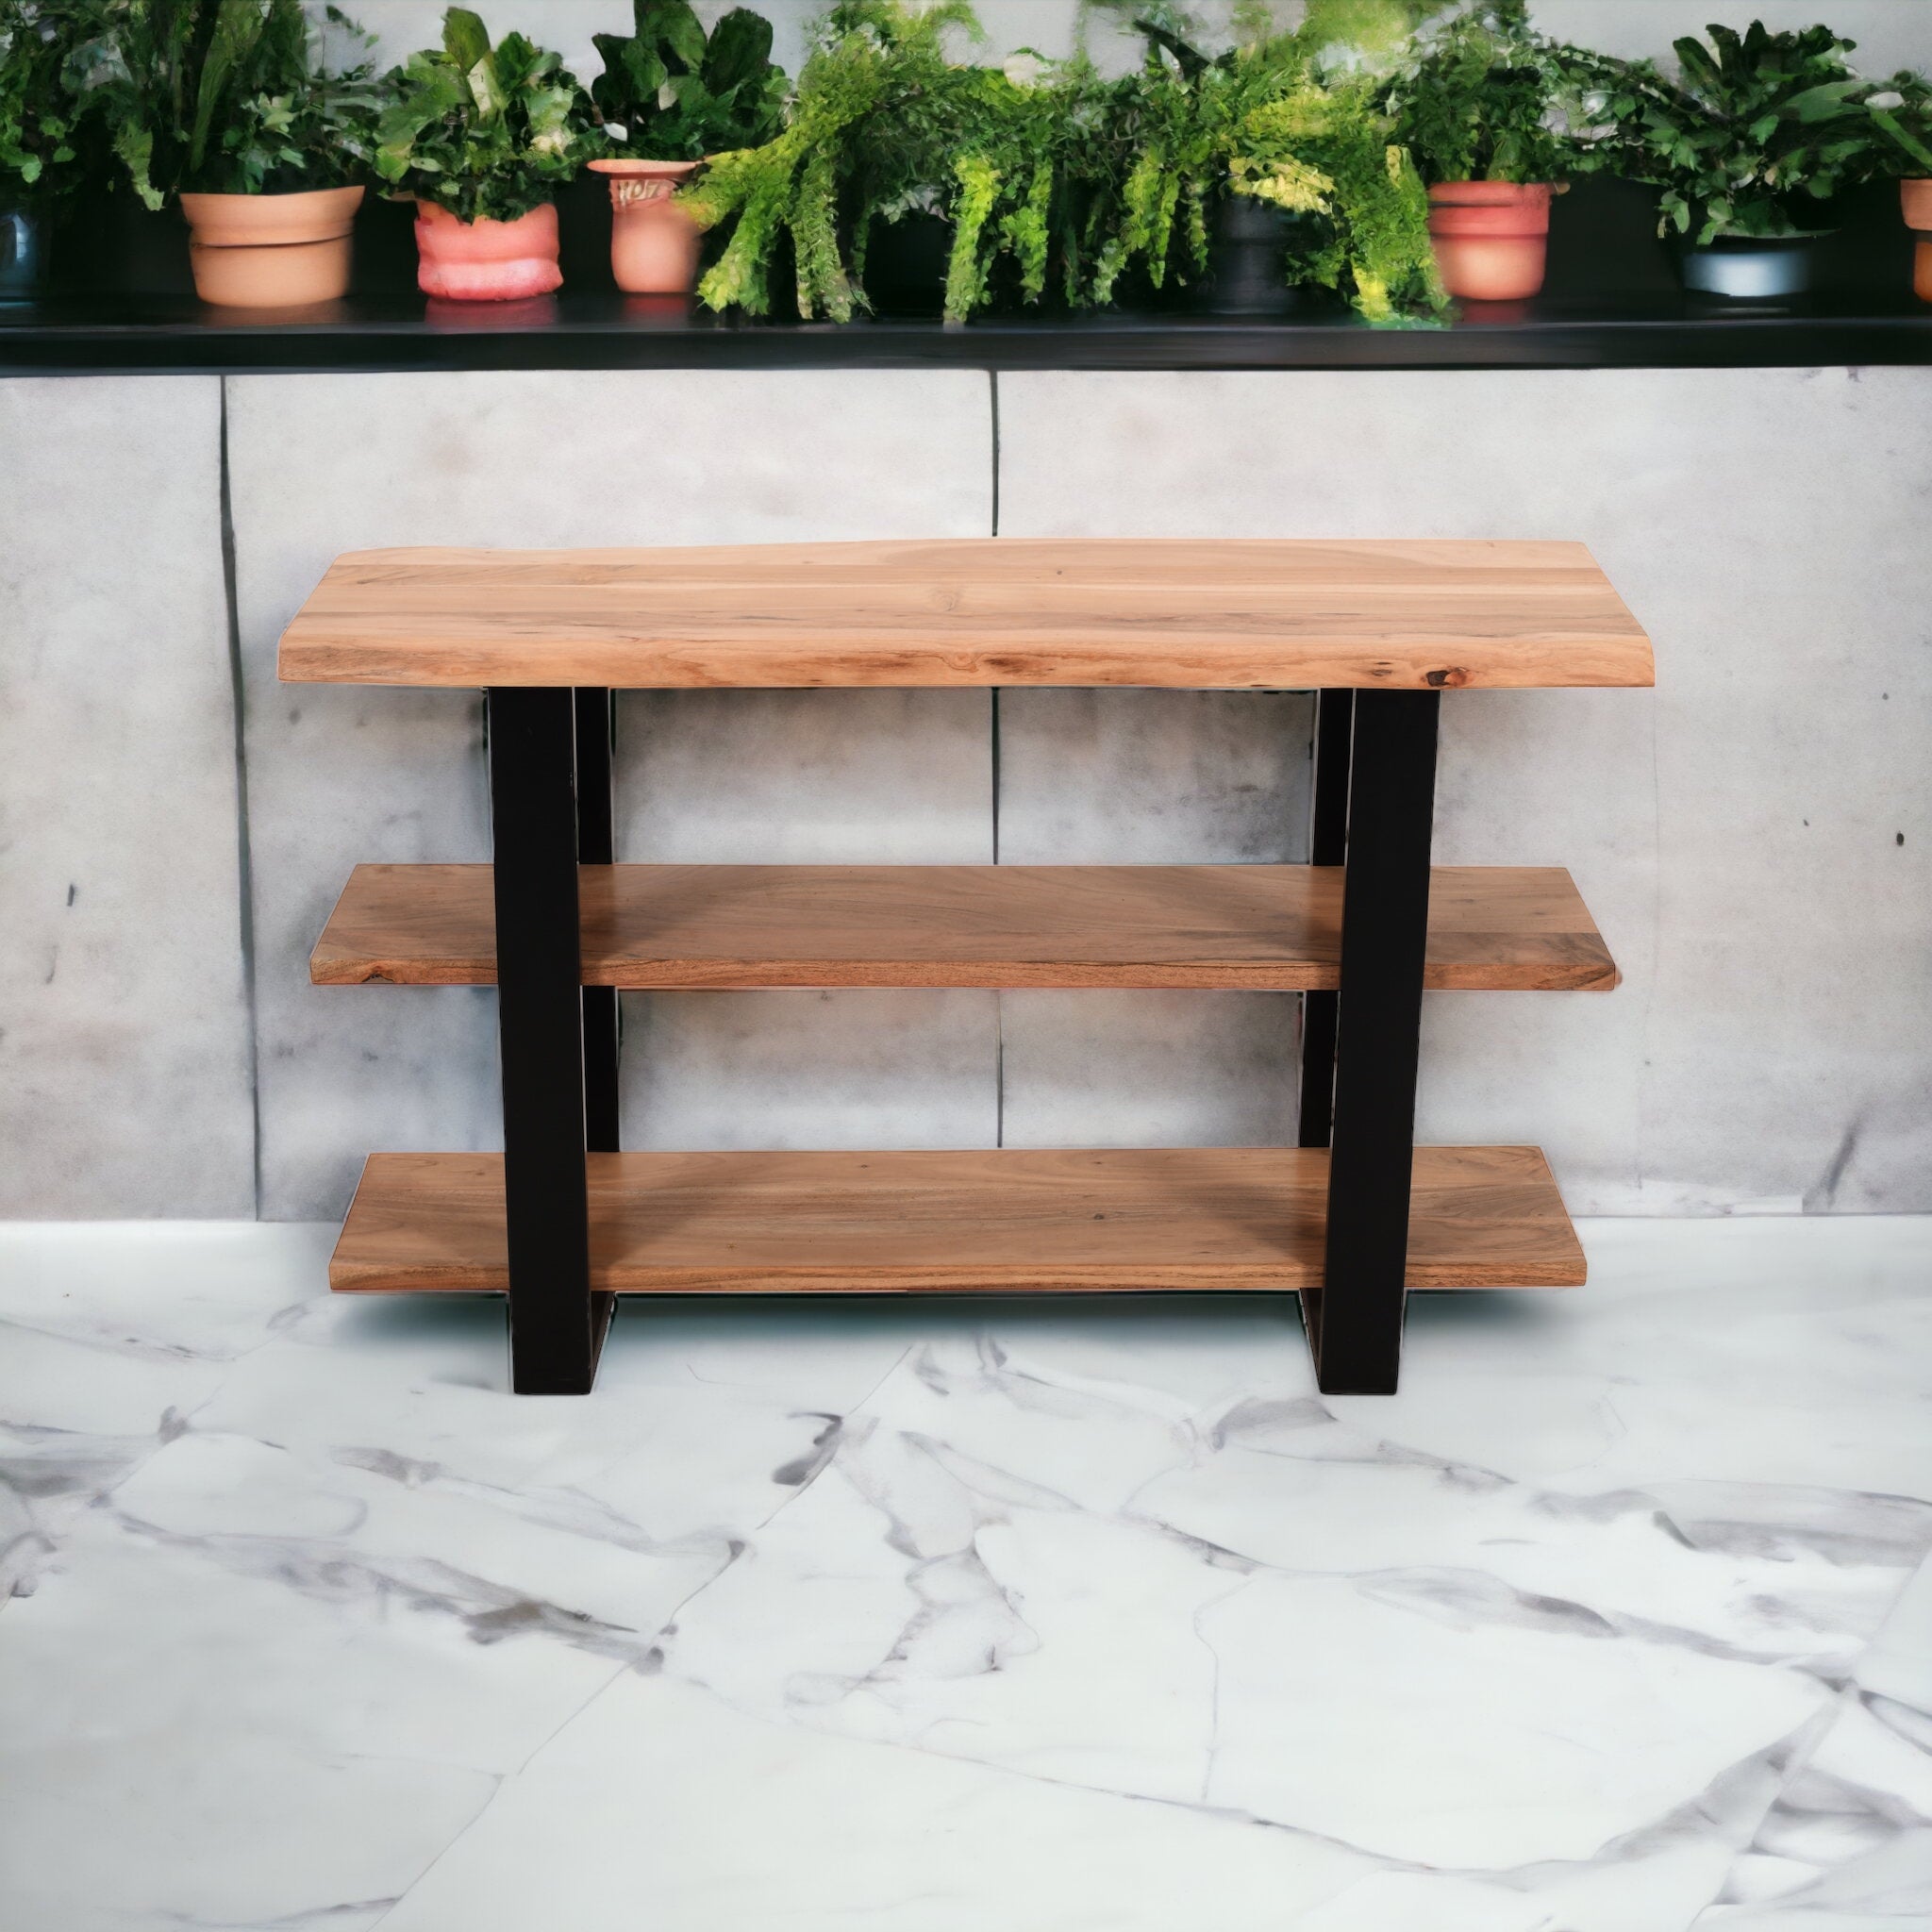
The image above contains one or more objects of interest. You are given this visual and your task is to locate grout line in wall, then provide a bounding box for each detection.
[991,688,1002,864]
[218,378,264,1217]
[989,368,1004,1148]
[995,991,1006,1151]
[991,684,1003,1146]
[988,367,1000,536]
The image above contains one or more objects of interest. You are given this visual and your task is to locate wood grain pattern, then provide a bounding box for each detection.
[329,1145,1586,1294]
[277,539,1654,691]
[309,863,1619,991]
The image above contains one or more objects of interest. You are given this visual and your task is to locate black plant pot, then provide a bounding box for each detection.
[1203,196,1310,318]
[863,211,950,319]
[50,189,194,296]
[0,203,51,300]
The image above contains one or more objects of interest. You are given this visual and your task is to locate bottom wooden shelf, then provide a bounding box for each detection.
[330,1146,1585,1296]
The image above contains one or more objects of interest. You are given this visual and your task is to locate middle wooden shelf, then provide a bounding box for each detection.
[311,861,1617,992]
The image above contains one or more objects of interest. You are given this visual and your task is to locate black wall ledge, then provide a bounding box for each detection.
[9,177,1928,375]
[5,288,1932,375]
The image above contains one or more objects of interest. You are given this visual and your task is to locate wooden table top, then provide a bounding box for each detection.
[276,538,1654,691]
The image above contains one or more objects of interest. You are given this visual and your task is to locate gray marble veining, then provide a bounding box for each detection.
[1696,1550,1932,1927]
[2,1216,1927,1929]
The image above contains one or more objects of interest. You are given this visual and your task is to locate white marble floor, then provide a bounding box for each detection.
[1,1218,1929,1932]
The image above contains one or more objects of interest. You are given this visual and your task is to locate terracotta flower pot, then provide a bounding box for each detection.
[589,158,700,294]
[1427,181,1554,302]
[180,185,362,308]
[1903,179,1932,305]
[413,201,562,302]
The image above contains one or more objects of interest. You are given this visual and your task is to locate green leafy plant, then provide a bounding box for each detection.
[834,22,1108,324]
[679,2,1109,325]
[1863,71,1932,179]
[1568,21,1882,243]
[591,0,787,161]
[60,0,380,207]
[1,0,91,201]
[927,53,1105,322]
[373,6,596,223]
[1085,9,1445,324]
[1379,0,1582,184]
[676,2,943,322]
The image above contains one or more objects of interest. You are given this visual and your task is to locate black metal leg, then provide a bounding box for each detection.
[489,687,603,1395]
[573,689,621,1153]
[1296,689,1354,1363]
[1315,690,1440,1395]
[1297,689,1354,1149]
[572,689,621,1369]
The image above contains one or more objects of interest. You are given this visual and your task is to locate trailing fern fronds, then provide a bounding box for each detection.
[682,2,1109,325]
[1083,8,1445,324]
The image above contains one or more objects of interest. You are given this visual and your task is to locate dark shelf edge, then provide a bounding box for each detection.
[7,307,1932,375]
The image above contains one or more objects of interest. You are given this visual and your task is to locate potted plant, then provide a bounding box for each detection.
[678,1,1091,325]
[1087,11,1445,325]
[829,10,1099,325]
[678,0,960,322]
[62,0,381,308]
[0,0,88,298]
[373,6,595,301]
[1380,0,1587,302]
[1864,73,1932,303]
[1572,21,1877,301]
[587,1,786,296]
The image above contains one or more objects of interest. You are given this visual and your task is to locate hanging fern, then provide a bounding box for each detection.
[681,1,1107,325]
[679,1,947,320]
[1081,9,1446,325]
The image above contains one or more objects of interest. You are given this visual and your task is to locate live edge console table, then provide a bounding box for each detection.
[278,538,1654,1398]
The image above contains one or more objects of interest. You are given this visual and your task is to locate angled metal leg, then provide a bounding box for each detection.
[489,687,604,1395]
[573,689,621,1152]
[1297,688,1354,1148]
[1313,690,1440,1395]
[573,689,621,1368]
[1296,688,1353,1364]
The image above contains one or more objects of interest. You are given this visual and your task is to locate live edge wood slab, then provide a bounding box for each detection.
[276,538,1655,691]
[330,1146,1586,1296]
[311,862,1619,992]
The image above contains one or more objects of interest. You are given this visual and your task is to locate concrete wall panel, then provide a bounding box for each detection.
[228,370,992,1219]
[0,377,252,1216]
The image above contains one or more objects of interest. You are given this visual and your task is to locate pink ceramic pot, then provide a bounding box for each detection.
[589,158,701,294]
[1427,181,1555,302]
[1903,179,1932,305]
[181,185,362,307]
[413,201,562,301]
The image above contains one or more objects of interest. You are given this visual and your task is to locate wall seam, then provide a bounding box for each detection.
[990,368,1004,1149]
[218,376,263,1216]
